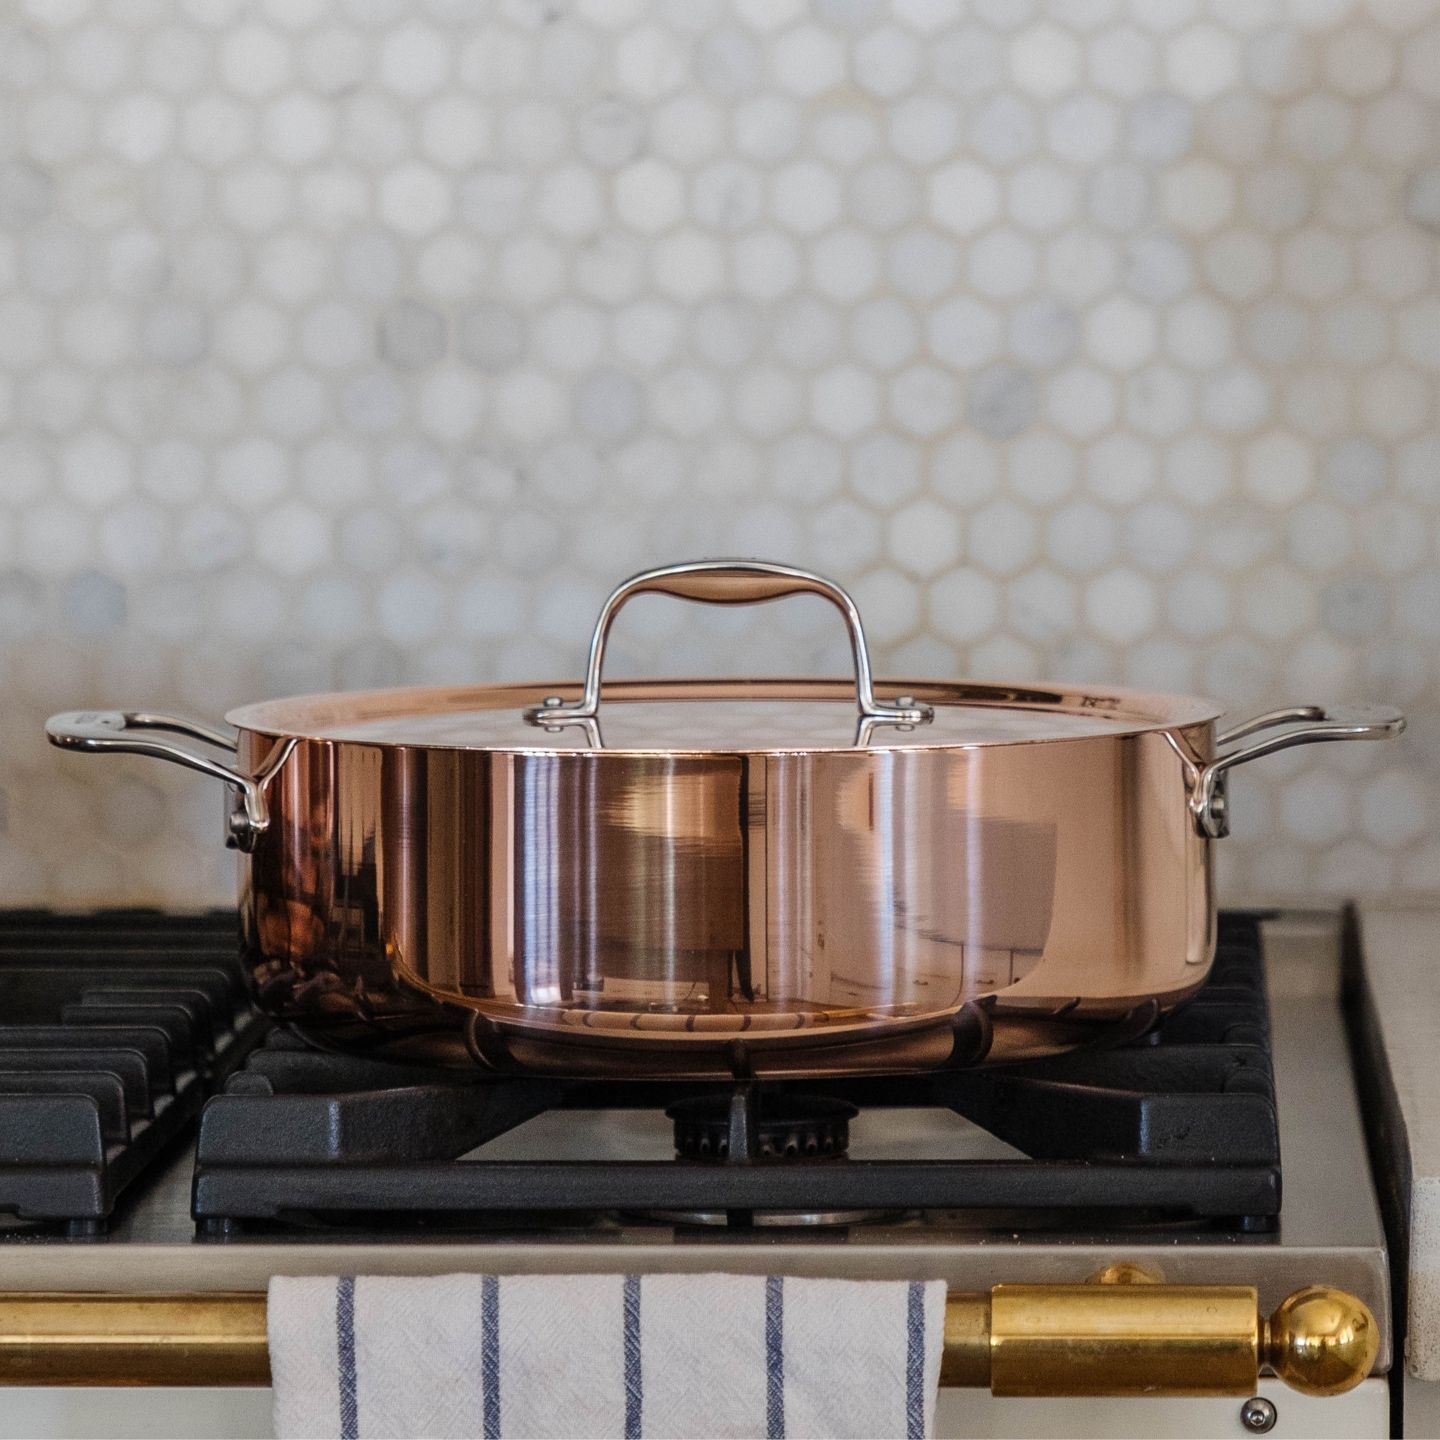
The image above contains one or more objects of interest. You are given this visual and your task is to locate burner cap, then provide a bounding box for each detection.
[668,1093,857,1162]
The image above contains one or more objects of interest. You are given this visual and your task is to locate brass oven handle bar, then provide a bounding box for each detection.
[0,1284,1377,1396]
[45,711,297,854]
[526,559,935,729]
[1192,704,1405,839]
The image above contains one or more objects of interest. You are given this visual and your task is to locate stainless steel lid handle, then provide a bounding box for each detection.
[528,559,935,728]
[45,710,294,852]
[1192,703,1406,838]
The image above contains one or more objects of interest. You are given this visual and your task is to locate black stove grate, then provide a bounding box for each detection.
[191,912,1281,1235]
[0,909,265,1235]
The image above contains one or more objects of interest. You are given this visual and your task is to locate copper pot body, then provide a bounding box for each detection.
[228,679,1218,1077]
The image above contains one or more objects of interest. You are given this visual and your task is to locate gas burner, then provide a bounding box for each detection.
[668,1091,857,1162]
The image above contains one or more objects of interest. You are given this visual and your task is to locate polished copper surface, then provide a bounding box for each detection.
[234,680,1218,1076]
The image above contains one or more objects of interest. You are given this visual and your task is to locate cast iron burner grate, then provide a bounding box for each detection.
[191,912,1281,1236]
[0,908,265,1235]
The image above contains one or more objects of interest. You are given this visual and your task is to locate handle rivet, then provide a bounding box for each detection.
[542,695,564,708]
[1240,1396,1277,1433]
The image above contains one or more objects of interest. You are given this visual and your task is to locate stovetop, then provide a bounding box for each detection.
[186,911,1280,1236]
[0,907,1392,1367]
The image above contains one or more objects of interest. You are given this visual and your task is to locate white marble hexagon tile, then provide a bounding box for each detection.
[0,0,1436,906]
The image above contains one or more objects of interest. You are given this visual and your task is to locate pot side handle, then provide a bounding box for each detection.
[527,558,935,730]
[45,710,289,853]
[1192,703,1405,839]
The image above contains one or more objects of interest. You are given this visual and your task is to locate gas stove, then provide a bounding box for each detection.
[0,908,1402,1438]
[185,911,1280,1237]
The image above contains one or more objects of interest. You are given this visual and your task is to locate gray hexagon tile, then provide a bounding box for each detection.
[0,0,1436,907]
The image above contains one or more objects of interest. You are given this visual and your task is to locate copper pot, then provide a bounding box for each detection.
[47,560,1404,1078]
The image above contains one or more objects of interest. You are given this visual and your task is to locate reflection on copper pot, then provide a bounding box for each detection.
[225,710,1213,1075]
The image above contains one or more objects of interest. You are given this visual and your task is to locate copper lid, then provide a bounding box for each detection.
[227,677,1220,753]
[230,563,1220,752]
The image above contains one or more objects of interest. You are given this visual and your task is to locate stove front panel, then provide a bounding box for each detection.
[0,1380,1391,1440]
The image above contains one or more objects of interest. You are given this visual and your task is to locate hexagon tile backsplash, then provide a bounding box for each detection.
[1,0,1438,907]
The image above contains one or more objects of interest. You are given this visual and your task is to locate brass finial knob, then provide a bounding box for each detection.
[1264,1286,1379,1396]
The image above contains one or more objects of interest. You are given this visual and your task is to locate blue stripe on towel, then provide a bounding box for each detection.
[765,1275,785,1439]
[336,1276,358,1440]
[623,1274,642,1439]
[482,1275,500,1440]
[905,1281,925,1440]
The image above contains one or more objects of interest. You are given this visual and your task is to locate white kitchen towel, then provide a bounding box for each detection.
[268,1271,947,1440]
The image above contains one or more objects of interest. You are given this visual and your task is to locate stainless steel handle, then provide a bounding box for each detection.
[45,711,293,853]
[103,712,241,752]
[1193,704,1406,838]
[527,559,934,728]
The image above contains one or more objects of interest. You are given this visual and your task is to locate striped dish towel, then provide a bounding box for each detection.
[268,1272,947,1440]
